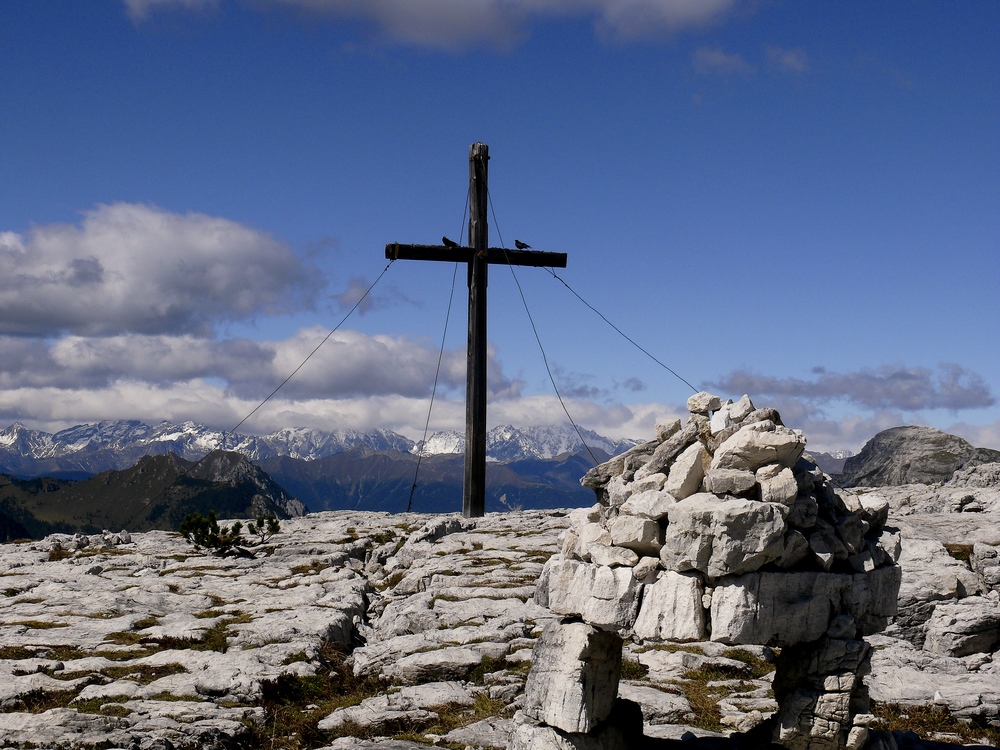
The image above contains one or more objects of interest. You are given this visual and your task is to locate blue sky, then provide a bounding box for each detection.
[1,0,997,452]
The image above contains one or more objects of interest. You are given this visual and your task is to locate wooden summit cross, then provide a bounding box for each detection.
[386,142,568,518]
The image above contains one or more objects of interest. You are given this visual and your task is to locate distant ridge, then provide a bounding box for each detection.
[0,420,640,478]
[0,450,305,540]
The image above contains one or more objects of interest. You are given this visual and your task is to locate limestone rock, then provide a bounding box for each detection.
[543,556,642,632]
[711,568,900,646]
[654,418,681,443]
[660,493,788,579]
[443,717,513,749]
[856,493,891,533]
[607,514,663,557]
[578,521,613,549]
[663,442,709,500]
[771,636,873,750]
[711,424,806,473]
[588,543,639,568]
[619,489,675,520]
[631,556,660,583]
[709,405,733,435]
[568,504,605,529]
[729,394,755,423]
[580,441,657,493]
[605,475,631,507]
[704,468,756,496]
[786,495,818,529]
[756,465,798,505]
[633,422,699,481]
[867,632,1000,722]
[521,620,622,734]
[616,682,691,725]
[687,391,722,414]
[972,542,1000,593]
[629,472,668,494]
[632,570,706,642]
[894,536,979,647]
[317,681,474,733]
[923,596,1000,657]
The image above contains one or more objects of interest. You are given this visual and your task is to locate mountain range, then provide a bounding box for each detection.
[3,415,995,542]
[0,420,639,479]
[0,420,635,526]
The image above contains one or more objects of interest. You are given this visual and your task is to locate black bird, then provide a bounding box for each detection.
[514,239,531,250]
[442,236,458,248]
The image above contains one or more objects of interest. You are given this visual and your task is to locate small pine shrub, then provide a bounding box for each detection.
[246,513,281,544]
[179,510,280,557]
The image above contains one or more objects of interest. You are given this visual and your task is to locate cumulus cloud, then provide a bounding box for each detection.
[238,326,478,399]
[692,46,754,76]
[124,0,742,48]
[765,45,809,73]
[0,203,318,337]
[124,0,218,21]
[711,364,995,412]
[584,0,739,40]
[48,334,274,386]
[0,325,522,426]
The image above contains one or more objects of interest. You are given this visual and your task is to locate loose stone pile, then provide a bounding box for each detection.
[515,393,903,750]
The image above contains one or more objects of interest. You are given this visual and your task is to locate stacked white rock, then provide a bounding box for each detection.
[514,393,902,750]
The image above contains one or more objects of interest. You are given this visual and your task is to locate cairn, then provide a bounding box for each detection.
[510,393,902,750]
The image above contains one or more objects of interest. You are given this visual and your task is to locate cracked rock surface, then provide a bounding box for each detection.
[1,493,998,748]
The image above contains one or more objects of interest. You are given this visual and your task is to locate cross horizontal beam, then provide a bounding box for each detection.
[386,243,567,268]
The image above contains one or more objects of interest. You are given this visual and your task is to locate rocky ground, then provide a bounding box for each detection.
[2,488,1000,749]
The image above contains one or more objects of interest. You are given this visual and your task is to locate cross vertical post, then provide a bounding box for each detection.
[385,143,567,518]
[465,142,489,518]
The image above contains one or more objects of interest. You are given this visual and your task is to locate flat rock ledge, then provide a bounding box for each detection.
[0,479,997,747]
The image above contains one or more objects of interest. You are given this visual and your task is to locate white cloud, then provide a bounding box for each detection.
[765,45,809,73]
[590,0,737,39]
[692,46,754,76]
[124,0,741,48]
[249,327,471,399]
[47,334,273,385]
[711,364,995,412]
[2,360,998,454]
[0,203,317,336]
[0,324,525,431]
[705,366,999,452]
[124,0,218,21]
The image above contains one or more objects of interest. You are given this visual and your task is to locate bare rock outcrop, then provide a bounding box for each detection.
[840,426,1000,488]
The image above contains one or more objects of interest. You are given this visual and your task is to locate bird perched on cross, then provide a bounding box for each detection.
[514,239,531,250]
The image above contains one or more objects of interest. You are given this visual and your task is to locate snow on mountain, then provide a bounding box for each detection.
[415,431,465,456]
[53,420,155,453]
[231,427,416,461]
[0,419,637,476]
[414,425,641,462]
[0,423,57,455]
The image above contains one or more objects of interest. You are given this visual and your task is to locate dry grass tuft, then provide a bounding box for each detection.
[872,702,1000,746]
